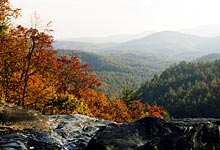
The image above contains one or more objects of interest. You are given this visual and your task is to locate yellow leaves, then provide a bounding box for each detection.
[0,0,170,124]
[0,0,21,31]
[43,94,92,117]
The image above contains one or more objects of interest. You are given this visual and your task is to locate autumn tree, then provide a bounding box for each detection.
[43,93,92,116]
[54,56,102,97]
[79,89,111,119]
[0,0,170,122]
[0,1,57,109]
[0,0,21,102]
[0,0,20,32]
[18,26,56,108]
[146,105,168,119]
[108,99,131,123]
[129,101,148,121]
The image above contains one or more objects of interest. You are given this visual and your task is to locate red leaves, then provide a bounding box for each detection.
[54,56,102,96]
[146,105,168,119]
[0,1,169,122]
[0,22,169,122]
[129,101,147,121]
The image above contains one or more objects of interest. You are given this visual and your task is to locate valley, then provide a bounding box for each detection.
[56,49,174,97]
[54,29,220,118]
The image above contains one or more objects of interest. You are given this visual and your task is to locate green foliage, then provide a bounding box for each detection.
[0,24,8,32]
[121,81,141,107]
[56,49,174,97]
[139,60,220,118]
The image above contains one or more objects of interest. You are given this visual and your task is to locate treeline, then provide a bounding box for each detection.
[0,0,168,123]
[139,60,220,118]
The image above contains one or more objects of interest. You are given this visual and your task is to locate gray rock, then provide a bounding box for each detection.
[0,128,61,150]
[49,114,116,150]
[0,114,116,150]
[87,117,220,150]
[1,113,220,150]
[0,114,115,150]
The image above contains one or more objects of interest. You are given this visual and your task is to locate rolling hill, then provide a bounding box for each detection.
[195,53,220,62]
[54,31,220,60]
[56,49,175,97]
[59,31,154,43]
[138,60,220,118]
[115,31,208,55]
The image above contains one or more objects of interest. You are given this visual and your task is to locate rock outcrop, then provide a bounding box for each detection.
[0,114,115,150]
[87,117,220,150]
[49,114,116,150]
[0,105,220,150]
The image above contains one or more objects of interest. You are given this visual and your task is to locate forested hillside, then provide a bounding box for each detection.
[195,53,220,62]
[56,49,174,97]
[138,60,220,118]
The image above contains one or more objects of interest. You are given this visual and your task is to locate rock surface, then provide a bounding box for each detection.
[87,117,220,150]
[1,113,220,150]
[49,114,116,150]
[0,114,115,150]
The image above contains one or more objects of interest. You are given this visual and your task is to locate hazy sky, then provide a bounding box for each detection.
[10,0,220,39]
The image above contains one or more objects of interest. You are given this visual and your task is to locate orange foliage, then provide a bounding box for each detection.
[146,105,168,119]
[79,89,110,119]
[108,99,131,123]
[54,56,102,97]
[0,0,21,29]
[129,101,148,121]
[0,0,169,123]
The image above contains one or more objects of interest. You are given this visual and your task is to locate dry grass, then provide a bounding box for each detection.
[0,102,50,132]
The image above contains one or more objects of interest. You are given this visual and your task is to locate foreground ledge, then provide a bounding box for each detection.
[0,113,220,150]
[87,117,220,150]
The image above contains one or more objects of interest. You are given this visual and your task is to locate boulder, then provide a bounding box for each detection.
[87,117,220,150]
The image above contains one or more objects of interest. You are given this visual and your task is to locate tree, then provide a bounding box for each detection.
[129,101,147,121]
[54,56,102,97]
[0,0,21,102]
[146,105,168,119]
[109,99,131,123]
[0,0,20,32]
[0,2,57,109]
[121,81,141,107]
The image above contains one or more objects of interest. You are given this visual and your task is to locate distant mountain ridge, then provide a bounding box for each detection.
[60,31,154,43]
[195,53,220,62]
[115,31,208,54]
[54,30,220,60]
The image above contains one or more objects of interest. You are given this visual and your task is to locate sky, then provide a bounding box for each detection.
[10,0,220,39]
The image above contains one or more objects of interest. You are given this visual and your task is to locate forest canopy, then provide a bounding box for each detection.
[139,60,220,118]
